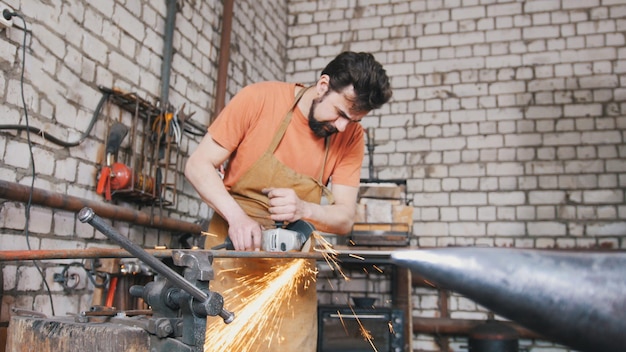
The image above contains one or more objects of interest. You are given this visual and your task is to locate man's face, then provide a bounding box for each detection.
[307,85,367,138]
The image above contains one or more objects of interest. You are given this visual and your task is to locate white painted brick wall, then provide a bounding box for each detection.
[1,0,288,326]
[1,0,624,350]
[284,1,625,349]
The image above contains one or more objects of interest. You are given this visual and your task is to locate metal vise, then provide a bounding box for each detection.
[78,207,234,352]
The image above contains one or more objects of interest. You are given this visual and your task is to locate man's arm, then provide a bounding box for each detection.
[184,133,263,250]
[263,183,358,235]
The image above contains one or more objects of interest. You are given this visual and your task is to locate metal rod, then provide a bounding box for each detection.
[213,0,234,120]
[0,248,326,261]
[413,317,542,339]
[0,179,202,234]
[160,0,177,108]
[79,207,209,303]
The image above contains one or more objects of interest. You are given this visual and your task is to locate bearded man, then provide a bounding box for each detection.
[185,51,392,351]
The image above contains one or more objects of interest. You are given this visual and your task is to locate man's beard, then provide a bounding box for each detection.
[308,96,338,138]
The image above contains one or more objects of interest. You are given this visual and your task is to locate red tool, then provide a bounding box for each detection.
[96,123,156,200]
[97,162,155,200]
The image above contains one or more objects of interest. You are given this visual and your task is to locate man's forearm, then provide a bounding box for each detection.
[302,201,355,235]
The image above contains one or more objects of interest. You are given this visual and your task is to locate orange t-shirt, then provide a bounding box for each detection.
[208,81,364,190]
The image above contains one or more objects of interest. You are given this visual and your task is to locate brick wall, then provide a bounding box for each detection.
[0,0,287,322]
[288,0,625,249]
[287,0,625,351]
[1,0,624,351]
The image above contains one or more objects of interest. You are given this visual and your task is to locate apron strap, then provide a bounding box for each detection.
[267,85,310,153]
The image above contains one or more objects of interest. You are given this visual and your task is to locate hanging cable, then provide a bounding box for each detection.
[0,91,110,147]
[4,10,55,316]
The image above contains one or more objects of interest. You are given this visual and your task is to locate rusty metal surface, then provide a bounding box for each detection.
[6,315,150,352]
[213,0,234,119]
[393,247,626,352]
[0,179,201,234]
[0,248,325,261]
[413,317,541,339]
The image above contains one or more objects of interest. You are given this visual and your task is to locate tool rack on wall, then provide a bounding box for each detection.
[97,86,181,207]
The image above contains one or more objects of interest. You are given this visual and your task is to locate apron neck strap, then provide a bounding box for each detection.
[267,84,330,185]
[267,85,309,153]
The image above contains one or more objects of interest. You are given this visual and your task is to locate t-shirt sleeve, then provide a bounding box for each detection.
[207,84,262,152]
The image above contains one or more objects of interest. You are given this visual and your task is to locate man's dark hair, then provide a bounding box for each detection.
[321,51,392,113]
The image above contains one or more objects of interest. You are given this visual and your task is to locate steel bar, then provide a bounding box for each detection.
[0,248,327,261]
[393,247,626,352]
[78,207,207,302]
[213,0,234,119]
[413,317,542,339]
[0,179,202,234]
[160,0,177,108]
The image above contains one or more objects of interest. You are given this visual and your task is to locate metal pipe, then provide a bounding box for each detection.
[413,317,542,340]
[0,248,325,261]
[212,0,234,121]
[393,247,626,352]
[0,179,202,234]
[160,0,177,108]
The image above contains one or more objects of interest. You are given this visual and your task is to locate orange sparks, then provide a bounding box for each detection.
[349,305,377,352]
[349,253,365,260]
[311,231,349,281]
[372,265,383,273]
[204,259,317,351]
[388,321,396,334]
[203,232,386,351]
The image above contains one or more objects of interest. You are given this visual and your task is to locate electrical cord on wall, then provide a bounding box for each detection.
[0,91,110,147]
[4,9,56,316]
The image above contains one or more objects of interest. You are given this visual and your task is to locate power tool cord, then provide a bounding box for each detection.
[4,9,56,316]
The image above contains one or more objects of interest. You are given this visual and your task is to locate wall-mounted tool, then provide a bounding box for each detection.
[97,122,157,201]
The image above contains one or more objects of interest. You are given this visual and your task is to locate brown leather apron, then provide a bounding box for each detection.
[204,86,333,352]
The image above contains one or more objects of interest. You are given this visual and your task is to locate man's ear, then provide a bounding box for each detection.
[316,74,330,96]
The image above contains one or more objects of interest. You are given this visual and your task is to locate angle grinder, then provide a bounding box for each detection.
[211,220,315,252]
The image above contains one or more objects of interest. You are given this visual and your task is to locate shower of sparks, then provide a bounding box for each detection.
[201,231,218,238]
[372,265,383,273]
[349,253,365,260]
[203,231,387,351]
[204,258,316,351]
[311,231,349,281]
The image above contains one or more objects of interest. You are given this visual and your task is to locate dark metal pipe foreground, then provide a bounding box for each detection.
[392,247,626,352]
[78,207,234,324]
[0,179,202,234]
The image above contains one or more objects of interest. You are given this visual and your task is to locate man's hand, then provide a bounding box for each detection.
[227,214,263,251]
[263,187,308,223]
